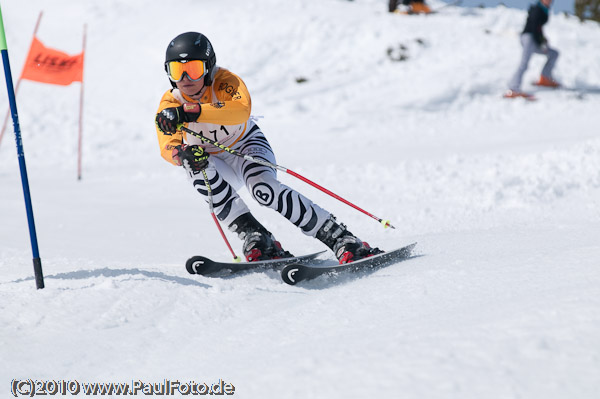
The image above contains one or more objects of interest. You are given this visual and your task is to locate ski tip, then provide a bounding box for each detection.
[186,256,208,275]
[281,264,302,285]
[503,90,537,101]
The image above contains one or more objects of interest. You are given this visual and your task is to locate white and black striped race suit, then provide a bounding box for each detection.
[184,121,330,237]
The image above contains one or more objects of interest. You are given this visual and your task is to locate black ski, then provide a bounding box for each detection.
[186,251,326,277]
[281,243,417,285]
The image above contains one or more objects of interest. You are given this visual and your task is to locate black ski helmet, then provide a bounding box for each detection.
[165,32,217,87]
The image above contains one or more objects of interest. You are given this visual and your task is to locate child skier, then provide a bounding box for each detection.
[155,32,382,263]
[506,0,560,99]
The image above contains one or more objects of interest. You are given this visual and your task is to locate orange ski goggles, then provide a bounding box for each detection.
[166,60,207,82]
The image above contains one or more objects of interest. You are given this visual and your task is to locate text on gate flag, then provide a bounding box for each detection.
[21,36,83,86]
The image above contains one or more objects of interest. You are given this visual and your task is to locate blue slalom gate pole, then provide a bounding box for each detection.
[0,5,45,289]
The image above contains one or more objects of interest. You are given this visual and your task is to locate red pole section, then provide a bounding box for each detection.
[201,169,241,262]
[211,213,239,261]
[285,169,394,229]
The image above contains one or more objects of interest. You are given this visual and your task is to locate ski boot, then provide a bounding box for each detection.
[316,215,383,264]
[228,213,292,262]
[535,75,560,88]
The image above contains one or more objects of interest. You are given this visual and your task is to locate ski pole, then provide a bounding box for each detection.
[1,6,45,288]
[180,126,395,229]
[201,169,241,262]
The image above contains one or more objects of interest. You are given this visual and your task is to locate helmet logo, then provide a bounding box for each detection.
[179,53,188,58]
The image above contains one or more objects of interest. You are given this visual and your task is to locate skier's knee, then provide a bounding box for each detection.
[249,180,277,207]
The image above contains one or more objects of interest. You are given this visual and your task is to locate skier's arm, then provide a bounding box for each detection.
[197,70,251,125]
[155,70,251,165]
[156,91,185,165]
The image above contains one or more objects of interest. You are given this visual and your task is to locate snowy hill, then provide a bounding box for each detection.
[1,0,600,398]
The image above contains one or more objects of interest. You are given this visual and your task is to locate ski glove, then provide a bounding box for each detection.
[173,145,209,173]
[155,103,201,134]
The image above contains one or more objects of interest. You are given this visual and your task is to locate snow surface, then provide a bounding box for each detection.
[1,0,600,398]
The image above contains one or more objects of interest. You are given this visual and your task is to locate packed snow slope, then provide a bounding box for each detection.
[1,0,599,398]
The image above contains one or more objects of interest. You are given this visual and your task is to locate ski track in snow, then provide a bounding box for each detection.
[1,1,600,398]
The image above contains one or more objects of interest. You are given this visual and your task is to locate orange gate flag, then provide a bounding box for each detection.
[21,36,84,86]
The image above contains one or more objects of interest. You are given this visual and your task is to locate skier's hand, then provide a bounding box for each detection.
[540,37,548,52]
[155,103,201,134]
[173,144,209,173]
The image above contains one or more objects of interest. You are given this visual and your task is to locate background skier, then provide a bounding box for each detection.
[506,0,560,98]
